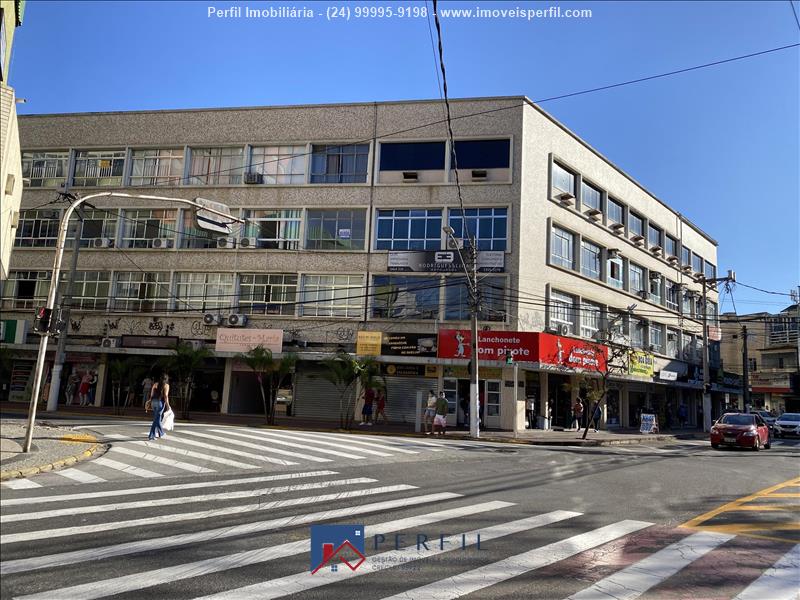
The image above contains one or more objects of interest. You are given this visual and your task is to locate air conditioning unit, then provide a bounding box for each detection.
[607,248,621,259]
[151,238,174,249]
[101,337,119,348]
[447,237,464,250]
[558,323,570,336]
[585,208,602,221]
[649,270,662,281]
[203,313,223,326]
[238,237,257,249]
[92,237,114,249]
[471,169,488,181]
[554,190,575,205]
[217,237,237,249]
[631,235,645,245]
[244,172,264,185]
[402,171,419,183]
[227,313,249,327]
[610,223,624,235]
[681,265,693,273]
[639,290,650,300]
[667,255,679,264]
[650,245,663,255]
[694,272,705,280]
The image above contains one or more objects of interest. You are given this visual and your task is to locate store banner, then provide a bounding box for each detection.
[628,351,655,377]
[388,251,505,273]
[1,319,28,344]
[356,331,383,356]
[437,329,537,361]
[214,329,283,354]
[121,335,180,350]
[381,333,438,357]
[537,333,607,372]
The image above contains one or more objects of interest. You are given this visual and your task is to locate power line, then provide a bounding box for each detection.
[733,282,794,297]
[790,1,800,32]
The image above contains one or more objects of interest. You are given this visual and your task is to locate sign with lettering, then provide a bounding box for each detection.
[381,333,438,357]
[214,328,282,354]
[121,335,179,350]
[437,329,537,362]
[628,351,655,377]
[537,333,608,372]
[388,251,505,273]
[356,331,383,356]
[640,413,658,434]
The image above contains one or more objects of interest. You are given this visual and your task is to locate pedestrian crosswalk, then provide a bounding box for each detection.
[1,469,796,600]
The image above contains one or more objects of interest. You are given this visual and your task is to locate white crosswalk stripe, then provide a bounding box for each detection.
[242,428,395,457]
[155,433,299,466]
[732,544,800,600]
[1,478,42,490]
[89,456,165,478]
[212,429,367,460]
[107,445,216,474]
[51,468,106,484]
[181,430,331,462]
[103,434,260,469]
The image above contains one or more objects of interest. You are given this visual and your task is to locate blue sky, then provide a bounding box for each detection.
[9,1,799,314]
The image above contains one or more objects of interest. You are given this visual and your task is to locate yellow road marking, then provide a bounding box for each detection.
[757,493,800,498]
[694,523,800,534]
[681,476,800,529]
[59,433,97,444]
[725,505,800,512]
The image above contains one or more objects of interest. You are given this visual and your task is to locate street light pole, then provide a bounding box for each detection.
[22,191,242,452]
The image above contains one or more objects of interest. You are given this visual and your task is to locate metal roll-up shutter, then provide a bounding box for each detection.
[383,376,431,424]
[293,362,355,421]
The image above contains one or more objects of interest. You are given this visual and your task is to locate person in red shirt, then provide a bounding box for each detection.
[374,388,388,424]
[360,387,375,426]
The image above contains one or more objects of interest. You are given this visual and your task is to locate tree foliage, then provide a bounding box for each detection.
[235,345,297,425]
[159,342,213,419]
[320,349,385,429]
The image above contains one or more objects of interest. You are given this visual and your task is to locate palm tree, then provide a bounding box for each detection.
[235,345,297,425]
[159,342,213,419]
[320,349,384,429]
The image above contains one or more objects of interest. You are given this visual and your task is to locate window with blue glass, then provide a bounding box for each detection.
[445,276,506,322]
[310,144,370,183]
[451,139,510,169]
[379,142,446,171]
[376,209,442,250]
[371,275,441,319]
[448,207,507,251]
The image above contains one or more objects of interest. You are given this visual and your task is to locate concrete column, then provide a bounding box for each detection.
[539,371,549,428]
[93,357,107,407]
[221,358,232,414]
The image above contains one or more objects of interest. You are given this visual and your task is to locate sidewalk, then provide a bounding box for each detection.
[0,418,104,481]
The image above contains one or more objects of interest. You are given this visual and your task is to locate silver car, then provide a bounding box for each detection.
[756,410,777,429]
[773,413,800,437]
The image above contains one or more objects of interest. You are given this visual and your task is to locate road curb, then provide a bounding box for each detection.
[0,436,104,481]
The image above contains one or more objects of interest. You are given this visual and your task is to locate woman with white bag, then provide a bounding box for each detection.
[147,374,171,440]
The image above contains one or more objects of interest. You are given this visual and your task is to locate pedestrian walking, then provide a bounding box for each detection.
[147,374,171,440]
[141,375,153,407]
[65,372,79,406]
[78,372,92,406]
[374,388,388,424]
[571,398,584,431]
[678,402,688,428]
[588,402,602,432]
[424,389,437,434]
[360,387,375,426]
[526,397,536,429]
[433,391,449,436]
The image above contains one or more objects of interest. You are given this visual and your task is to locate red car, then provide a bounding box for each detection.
[710,413,771,450]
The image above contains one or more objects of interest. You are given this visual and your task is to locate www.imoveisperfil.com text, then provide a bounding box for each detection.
[206,5,593,22]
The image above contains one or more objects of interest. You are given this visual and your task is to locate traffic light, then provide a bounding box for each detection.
[33,307,52,335]
[504,348,514,365]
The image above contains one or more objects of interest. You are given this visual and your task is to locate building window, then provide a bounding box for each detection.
[631,319,646,348]
[180,210,218,249]
[550,291,576,334]
[67,209,118,248]
[607,198,624,225]
[241,209,302,250]
[692,253,704,275]
[129,149,184,186]
[580,301,602,339]
[648,224,662,248]
[665,235,677,258]
[629,213,644,238]
[14,209,61,247]
[650,323,664,354]
[649,274,662,305]
[581,181,601,212]
[704,262,716,281]
[581,240,601,280]
[667,329,680,358]
[238,274,298,316]
[682,291,693,317]
[371,275,440,319]
[250,145,306,184]
[445,276,506,322]
[1,271,50,309]
[550,227,574,269]
[379,141,446,171]
[681,246,691,267]
[300,274,365,317]
[306,209,366,250]
[448,208,507,251]
[376,209,442,251]
[707,300,718,326]
[666,279,680,311]
[189,147,245,185]
[60,271,111,310]
[629,263,645,294]
[113,272,172,312]
[21,152,69,188]
[551,162,575,195]
[452,139,510,169]
[121,209,177,249]
[681,333,694,362]
[607,256,624,289]
[310,144,370,183]
[73,150,126,187]
[748,358,757,372]
[175,273,235,312]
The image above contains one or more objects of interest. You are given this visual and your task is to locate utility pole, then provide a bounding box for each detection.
[699,270,735,432]
[742,324,750,410]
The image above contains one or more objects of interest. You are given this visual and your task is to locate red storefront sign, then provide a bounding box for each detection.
[437,329,608,372]
[437,329,538,361]
[538,332,607,372]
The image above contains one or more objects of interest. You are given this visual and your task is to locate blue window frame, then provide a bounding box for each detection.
[448,207,507,251]
[310,144,370,183]
[445,276,506,322]
[376,209,442,250]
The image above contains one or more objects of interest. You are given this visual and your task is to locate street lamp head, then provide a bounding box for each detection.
[442,225,455,236]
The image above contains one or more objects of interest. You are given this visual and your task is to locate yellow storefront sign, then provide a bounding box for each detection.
[628,351,655,377]
[356,331,383,356]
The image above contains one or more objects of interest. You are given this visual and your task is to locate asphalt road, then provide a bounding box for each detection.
[1,419,798,600]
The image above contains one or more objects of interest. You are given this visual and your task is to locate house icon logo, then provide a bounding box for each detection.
[310,524,366,574]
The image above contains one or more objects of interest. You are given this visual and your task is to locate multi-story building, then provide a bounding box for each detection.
[0,0,25,281]
[720,305,800,414]
[0,97,723,430]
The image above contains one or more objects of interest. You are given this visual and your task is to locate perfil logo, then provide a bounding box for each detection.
[310,524,366,574]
